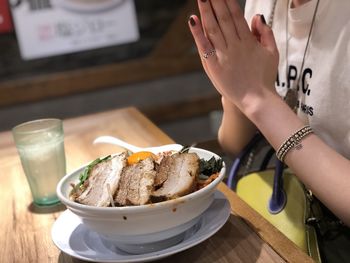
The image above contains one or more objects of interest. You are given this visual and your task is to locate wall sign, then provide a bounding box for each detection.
[10,0,139,60]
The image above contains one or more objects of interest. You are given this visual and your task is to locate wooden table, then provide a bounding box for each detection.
[0,107,313,263]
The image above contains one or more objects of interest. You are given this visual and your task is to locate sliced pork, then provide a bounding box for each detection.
[152,152,199,200]
[154,154,174,187]
[75,152,127,207]
[115,157,156,206]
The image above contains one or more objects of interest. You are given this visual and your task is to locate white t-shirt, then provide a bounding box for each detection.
[245,0,350,158]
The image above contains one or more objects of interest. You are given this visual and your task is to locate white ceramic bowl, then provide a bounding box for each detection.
[56,147,226,254]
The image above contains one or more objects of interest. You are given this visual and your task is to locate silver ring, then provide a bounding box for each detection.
[203,49,216,59]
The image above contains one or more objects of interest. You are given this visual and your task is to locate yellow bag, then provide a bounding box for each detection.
[227,133,322,262]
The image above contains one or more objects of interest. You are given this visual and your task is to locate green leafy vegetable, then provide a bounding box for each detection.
[199,156,223,176]
[179,145,223,177]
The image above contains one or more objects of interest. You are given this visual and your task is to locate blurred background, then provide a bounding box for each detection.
[0,0,245,147]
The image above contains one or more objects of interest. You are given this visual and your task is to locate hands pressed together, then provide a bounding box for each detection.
[188,0,280,112]
[188,0,350,226]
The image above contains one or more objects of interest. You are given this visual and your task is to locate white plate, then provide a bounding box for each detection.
[51,191,230,263]
[51,0,125,13]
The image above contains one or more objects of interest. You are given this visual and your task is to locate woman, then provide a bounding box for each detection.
[188,0,350,228]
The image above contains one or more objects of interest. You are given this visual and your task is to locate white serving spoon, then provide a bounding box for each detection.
[93,135,184,154]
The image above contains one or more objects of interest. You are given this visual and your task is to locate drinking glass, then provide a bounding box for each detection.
[12,119,66,206]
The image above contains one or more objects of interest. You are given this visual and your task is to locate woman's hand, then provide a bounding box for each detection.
[188,0,350,226]
[188,0,279,112]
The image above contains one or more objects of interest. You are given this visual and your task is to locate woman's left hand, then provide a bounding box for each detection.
[188,0,279,111]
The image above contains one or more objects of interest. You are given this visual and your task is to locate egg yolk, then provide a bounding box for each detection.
[127,151,156,165]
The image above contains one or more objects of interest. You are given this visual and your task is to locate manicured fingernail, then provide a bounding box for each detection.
[260,14,266,24]
[189,17,196,26]
[201,0,207,2]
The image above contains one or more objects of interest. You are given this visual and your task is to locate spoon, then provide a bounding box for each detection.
[93,135,184,154]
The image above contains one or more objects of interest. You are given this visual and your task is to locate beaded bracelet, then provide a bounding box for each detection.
[276,125,313,162]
